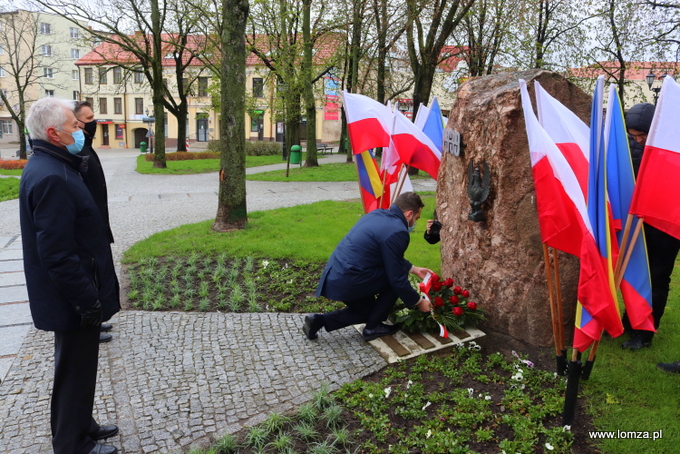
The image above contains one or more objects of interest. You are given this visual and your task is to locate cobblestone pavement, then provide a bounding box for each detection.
[0,150,437,453]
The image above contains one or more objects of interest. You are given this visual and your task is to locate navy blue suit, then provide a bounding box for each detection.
[19,139,120,454]
[316,205,420,331]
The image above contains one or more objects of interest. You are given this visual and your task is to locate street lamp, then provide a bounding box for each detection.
[277,83,288,161]
[144,108,155,154]
[646,71,662,105]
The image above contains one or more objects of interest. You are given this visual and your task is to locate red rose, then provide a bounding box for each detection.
[434,297,444,307]
[453,307,464,316]
[453,286,462,295]
[443,278,454,287]
[468,301,477,310]
[433,282,442,291]
[462,290,470,298]
[449,295,459,304]
[432,273,440,283]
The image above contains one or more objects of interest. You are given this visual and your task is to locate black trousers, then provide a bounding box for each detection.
[323,285,399,332]
[52,326,100,454]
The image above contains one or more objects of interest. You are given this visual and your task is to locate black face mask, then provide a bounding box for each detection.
[83,119,97,138]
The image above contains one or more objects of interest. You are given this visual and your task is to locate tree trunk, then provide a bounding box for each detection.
[213,0,249,231]
[151,0,167,168]
[302,0,318,167]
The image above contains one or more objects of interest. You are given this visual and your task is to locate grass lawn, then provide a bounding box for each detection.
[0,177,20,202]
[0,169,23,176]
[135,154,287,174]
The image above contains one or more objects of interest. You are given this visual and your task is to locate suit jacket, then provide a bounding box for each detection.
[19,140,120,332]
[316,205,420,307]
[79,138,114,243]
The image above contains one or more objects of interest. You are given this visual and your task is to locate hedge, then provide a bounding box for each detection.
[144,151,220,161]
[208,140,282,156]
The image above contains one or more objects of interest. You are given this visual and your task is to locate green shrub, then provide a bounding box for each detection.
[208,140,281,156]
[144,151,220,161]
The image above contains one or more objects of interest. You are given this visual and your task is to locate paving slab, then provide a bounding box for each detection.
[0,270,25,286]
[0,259,23,272]
[0,301,32,326]
[0,285,29,304]
[0,324,31,356]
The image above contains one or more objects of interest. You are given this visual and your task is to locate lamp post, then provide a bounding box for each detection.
[144,108,155,154]
[646,71,662,105]
[277,83,288,161]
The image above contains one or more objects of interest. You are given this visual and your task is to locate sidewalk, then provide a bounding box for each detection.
[0,150,436,453]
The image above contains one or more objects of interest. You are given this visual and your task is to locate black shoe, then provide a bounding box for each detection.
[303,314,323,340]
[363,323,399,341]
[621,334,652,350]
[88,443,118,454]
[99,333,113,343]
[657,361,680,374]
[100,323,113,332]
[90,424,119,440]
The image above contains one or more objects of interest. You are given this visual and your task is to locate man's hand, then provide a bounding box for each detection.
[426,220,434,234]
[410,266,434,280]
[416,298,432,313]
[80,300,103,328]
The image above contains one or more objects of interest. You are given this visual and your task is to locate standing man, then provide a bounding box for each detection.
[21,97,120,454]
[74,101,115,343]
[622,102,680,350]
[304,192,433,341]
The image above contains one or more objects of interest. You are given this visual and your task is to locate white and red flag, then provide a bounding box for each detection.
[342,90,393,154]
[391,110,442,180]
[630,76,680,240]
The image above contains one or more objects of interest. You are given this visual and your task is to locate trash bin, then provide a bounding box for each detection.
[289,145,302,164]
[344,136,350,153]
[140,142,147,153]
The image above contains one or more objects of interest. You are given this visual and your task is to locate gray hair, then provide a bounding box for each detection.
[26,97,76,142]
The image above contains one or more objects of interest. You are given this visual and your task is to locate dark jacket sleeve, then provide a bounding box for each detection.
[380,230,420,307]
[30,173,99,313]
[423,231,441,244]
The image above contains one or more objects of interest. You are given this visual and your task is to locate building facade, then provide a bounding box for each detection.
[0,9,88,146]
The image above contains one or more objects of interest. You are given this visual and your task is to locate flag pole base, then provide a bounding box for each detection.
[556,350,568,376]
[562,360,582,426]
[581,357,596,380]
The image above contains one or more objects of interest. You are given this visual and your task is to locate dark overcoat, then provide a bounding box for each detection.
[316,205,420,307]
[79,138,114,243]
[19,140,120,332]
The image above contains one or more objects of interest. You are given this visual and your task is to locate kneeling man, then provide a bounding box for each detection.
[304,192,433,341]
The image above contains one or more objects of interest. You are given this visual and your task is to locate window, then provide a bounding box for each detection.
[252,77,263,98]
[85,97,94,106]
[71,49,80,59]
[114,97,122,115]
[45,90,55,97]
[84,68,93,84]
[113,67,122,84]
[73,91,80,100]
[99,68,107,84]
[135,98,144,115]
[40,22,51,34]
[41,45,52,56]
[99,98,108,114]
[198,77,208,97]
[70,27,79,38]
[115,124,124,139]
[72,70,79,80]
[250,115,259,132]
[44,68,54,79]
[1,120,12,135]
[134,71,144,84]
[0,67,6,77]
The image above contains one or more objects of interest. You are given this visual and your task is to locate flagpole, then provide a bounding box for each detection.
[378,161,389,208]
[616,217,644,287]
[542,244,561,358]
[552,247,565,351]
[581,338,600,380]
[393,164,410,202]
[614,213,634,277]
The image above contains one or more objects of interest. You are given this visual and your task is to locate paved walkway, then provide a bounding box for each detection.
[0,149,437,453]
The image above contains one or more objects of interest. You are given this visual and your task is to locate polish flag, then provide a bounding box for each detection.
[535,81,590,197]
[631,76,680,240]
[391,110,441,180]
[342,91,393,154]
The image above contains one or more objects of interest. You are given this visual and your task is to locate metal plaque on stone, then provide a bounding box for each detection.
[443,128,461,156]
